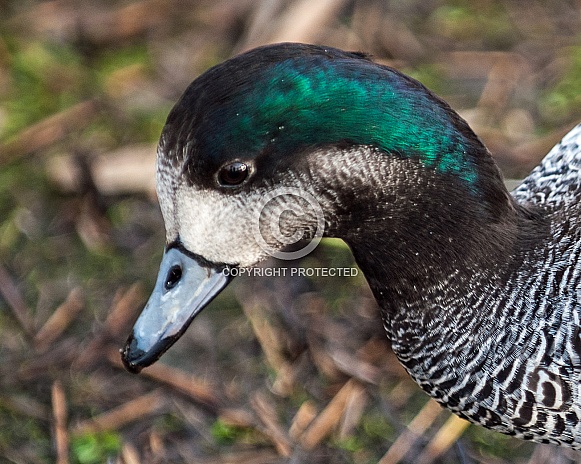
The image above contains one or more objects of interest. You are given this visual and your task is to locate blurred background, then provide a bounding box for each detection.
[1,1,581,463]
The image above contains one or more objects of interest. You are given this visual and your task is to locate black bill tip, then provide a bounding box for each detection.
[120,332,173,374]
[120,334,146,374]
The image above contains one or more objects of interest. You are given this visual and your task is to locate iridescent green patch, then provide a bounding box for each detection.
[202,55,479,188]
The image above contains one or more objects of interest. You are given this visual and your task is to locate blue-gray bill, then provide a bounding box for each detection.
[121,246,232,373]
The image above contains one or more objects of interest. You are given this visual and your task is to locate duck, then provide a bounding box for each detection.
[121,42,581,448]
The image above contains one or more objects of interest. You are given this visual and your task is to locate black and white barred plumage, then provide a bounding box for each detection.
[384,124,581,447]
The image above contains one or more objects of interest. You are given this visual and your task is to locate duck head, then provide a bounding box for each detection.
[122,43,512,373]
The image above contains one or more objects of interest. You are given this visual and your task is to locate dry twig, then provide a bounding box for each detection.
[106,347,221,408]
[0,100,99,163]
[72,389,167,436]
[300,379,361,449]
[75,283,144,368]
[251,392,292,457]
[0,263,35,336]
[379,399,443,464]
[51,380,69,464]
[35,288,84,352]
[416,413,470,464]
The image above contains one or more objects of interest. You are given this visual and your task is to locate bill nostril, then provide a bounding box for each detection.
[165,265,182,290]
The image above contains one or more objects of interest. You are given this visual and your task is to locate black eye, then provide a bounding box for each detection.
[218,162,249,186]
[165,265,182,290]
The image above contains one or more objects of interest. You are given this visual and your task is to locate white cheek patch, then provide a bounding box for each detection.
[156,157,329,268]
[172,185,270,267]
